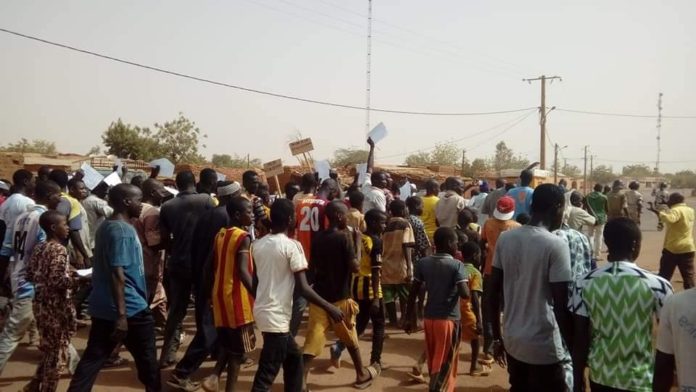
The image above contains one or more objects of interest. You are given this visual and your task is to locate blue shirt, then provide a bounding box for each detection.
[89,220,148,320]
[507,186,534,219]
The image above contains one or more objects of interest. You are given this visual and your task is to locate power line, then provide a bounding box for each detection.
[556,108,696,119]
[382,109,536,159]
[0,27,535,117]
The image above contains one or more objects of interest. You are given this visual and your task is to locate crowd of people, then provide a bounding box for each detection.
[0,137,693,392]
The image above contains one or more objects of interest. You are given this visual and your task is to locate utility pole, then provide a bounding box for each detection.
[590,155,595,181]
[523,75,562,170]
[583,146,589,194]
[365,0,373,134]
[554,144,559,184]
[461,149,466,176]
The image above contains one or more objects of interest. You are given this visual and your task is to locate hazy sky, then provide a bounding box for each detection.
[1,0,695,173]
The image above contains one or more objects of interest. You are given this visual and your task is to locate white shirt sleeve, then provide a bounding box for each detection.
[289,239,309,272]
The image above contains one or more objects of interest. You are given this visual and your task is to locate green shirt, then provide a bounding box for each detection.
[585,191,608,225]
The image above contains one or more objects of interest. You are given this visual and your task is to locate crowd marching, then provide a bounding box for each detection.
[0,137,693,392]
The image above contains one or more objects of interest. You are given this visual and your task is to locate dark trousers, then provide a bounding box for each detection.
[507,353,566,392]
[173,282,217,379]
[251,332,303,392]
[160,265,193,364]
[335,298,385,364]
[68,309,160,392]
[589,381,630,392]
[658,249,695,289]
[481,275,499,356]
[289,291,306,338]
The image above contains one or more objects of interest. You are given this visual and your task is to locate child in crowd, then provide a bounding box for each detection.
[346,191,367,232]
[458,241,489,376]
[331,208,388,372]
[381,200,415,327]
[26,210,78,392]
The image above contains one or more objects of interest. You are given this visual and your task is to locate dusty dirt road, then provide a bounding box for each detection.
[0,199,689,391]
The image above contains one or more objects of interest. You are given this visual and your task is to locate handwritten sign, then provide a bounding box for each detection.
[289,138,314,156]
[263,159,284,177]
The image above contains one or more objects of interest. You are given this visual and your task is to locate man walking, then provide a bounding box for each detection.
[648,193,695,289]
[585,184,608,259]
[68,184,160,392]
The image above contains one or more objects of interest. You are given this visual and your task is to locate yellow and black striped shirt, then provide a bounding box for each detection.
[351,234,383,300]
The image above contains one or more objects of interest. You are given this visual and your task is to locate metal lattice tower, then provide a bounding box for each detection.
[656,92,663,174]
[365,0,372,133]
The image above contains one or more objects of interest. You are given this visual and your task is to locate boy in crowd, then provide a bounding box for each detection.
[572,218,673,392]
[421,180,440,242]
[303,201,376,390]
[251,199,344,391]
[458,241,488,377]
[406,196,431,323]
[381,199,415,327]
[403,227,470,392]
[330,208,388,371]
[26,210,77,392]
[208,197,257,392]
[346,191,367,233]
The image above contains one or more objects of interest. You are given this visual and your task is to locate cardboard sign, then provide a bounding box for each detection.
[263,159,284,177]
[289,138,314,156]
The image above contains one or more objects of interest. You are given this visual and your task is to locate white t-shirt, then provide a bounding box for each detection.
[656,288,696,391]
[252,233,308,333]
[361,176,386,213]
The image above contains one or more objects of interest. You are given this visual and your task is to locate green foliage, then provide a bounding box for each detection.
[212,154,261,168]
[470,158,490,177]
[0,138,57,154]
[85,145,101,156]
[332,147,369,167]
[405,144,460,167]
[562,163,582,177]
[665,170,696,188]
[590,164,615,185]
[102,114,207,164]
[492,141,529,172]
[621,164,653,178]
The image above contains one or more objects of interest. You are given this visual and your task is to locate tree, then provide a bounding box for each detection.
[332,147,369,167]
[0,138,57,154]
[492,141,529,172]
[562,163,582,177]
[212,153,261,168]
[666,170,696,189]
[590,165,615,185]
[153,113,206,164]
[469,158,490,177]
[102,119,159,160]
[405,144,460,167]
[622,164,653,178]
[85,145,101,156]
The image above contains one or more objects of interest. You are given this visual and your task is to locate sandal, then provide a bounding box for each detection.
[354,365,378,390]
[470,363,492,377]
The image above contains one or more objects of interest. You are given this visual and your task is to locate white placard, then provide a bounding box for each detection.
[149,158,175,178]
[103,172,122,186]
[399,181,412,201]
[80,163,104,190]
[367,122,388,144]
[314,160,331,182]
[216,172,226,181]
[356,163,368,186]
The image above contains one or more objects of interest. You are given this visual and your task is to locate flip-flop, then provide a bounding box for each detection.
[407,371,427,384]
[354,365,378,390]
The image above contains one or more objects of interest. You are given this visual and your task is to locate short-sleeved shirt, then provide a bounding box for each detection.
[586,191,608,225]
[553,226,592,284]
[89,220,148,321]
[346,208,366,233]
[362,177,387,213]
[252,233,308,333]
[381,217,415,284]
[460,262,482,323]
[11,205,47,299]
[310,228,355,303]
[606,189,627,219]
[407,215,431,260]
[0,193,35,257]
[658,203,696,254]
[481,218,520,275]
[656,288,696,391]
[212,227,255,328]
[295,197,327,262]
[82,195,113,247]
[352,233,382,300]
[160,191,215,272]
[435,191,467,228]
[571,262,673,391]
[481,188,506,217]
[57,193,82,231]
[492,225,572,364]
[414,254,467,320]
[625,190,643,213]
[506,186,534,219]
[421,195,439,241]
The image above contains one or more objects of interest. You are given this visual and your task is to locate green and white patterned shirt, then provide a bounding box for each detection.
[571,262,673,391]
